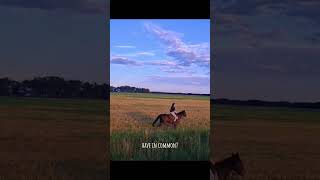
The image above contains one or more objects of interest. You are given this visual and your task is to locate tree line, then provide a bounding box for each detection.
[0,77,152,99]
[0,77,109,99]
[212,98,320,109]
[4,76,318,109]
[110,85,150,93]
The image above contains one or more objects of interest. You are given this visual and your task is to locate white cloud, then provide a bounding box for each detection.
[111,56,142,66]
[135,52,155,56]
[147,75,210,89]
[113,51,155,57]
[146,60,178,67]
[114,45,136,48]
[144,22,210,67]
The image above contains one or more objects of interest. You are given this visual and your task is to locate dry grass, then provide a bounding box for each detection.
[110,93,210,160]
[0,97,109,179]
[211,104,320,179]
[110,93,210,131]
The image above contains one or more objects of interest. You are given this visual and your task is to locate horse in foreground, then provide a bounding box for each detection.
[210,153,245,180]
[152,110,187,128]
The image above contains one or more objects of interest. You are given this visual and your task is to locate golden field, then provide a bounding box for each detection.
[110,93,210,131]
[110,93,210,160]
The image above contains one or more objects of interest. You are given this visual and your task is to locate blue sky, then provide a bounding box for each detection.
[110,20,210,94]
[1,0,320,101]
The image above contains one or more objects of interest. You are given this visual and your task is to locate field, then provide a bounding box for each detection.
[110,93,210,160]
[211,103,320,179]
[3,95,319,179]
[0,97,109,180]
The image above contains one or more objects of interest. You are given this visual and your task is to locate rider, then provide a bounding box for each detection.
[170,103,178,122]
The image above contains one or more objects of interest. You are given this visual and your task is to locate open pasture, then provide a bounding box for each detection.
[211,104,320,179]
[0,97,108,179]
[110,93,210,160]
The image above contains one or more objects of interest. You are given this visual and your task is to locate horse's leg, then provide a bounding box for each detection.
[173,118,180,129]
[152,115,160,127]
[157,117,162,127]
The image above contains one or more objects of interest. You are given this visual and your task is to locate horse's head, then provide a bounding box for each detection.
[181,110,187,117]
[231,152,245,176]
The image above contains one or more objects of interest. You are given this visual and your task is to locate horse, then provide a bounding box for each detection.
[152,110,187,129]
[210,153,245,180]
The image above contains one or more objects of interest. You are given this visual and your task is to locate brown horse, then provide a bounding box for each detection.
[152,110,187,129]
[210,153,245,180]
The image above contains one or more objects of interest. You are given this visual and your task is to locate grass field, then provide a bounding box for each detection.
[3,95,319,179]
[110,93,210,160]
[0,96,109,180]
[211,103,320,179]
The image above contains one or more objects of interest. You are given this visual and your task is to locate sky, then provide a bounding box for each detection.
[1,0,320,101]
[0,0,107,83]
[212,0,320,102]
[110,20,210,94]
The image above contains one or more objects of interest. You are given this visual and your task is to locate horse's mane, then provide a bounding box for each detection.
[216,156,233,164]
[177,110,185,114]
[214,154,239,167]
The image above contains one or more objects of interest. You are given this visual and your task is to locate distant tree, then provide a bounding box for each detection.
[1,76,149,99]
[110,85,150,93]
[0,78,10,96]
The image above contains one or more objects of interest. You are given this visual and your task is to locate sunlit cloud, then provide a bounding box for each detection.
[144,22,210,67]
[111,56,142,66]
[114,45,136,48]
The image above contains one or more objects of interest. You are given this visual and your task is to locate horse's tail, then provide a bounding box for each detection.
[152,115,161,127]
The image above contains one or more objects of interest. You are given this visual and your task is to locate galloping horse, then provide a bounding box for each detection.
[152,110,187,129]
[210,153,245,180]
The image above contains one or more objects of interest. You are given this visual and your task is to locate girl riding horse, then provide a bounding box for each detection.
[170,103,178,122]
[152,103,186,128]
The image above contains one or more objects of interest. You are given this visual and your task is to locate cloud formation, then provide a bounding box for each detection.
[144,22,210,67]
[135,52,155,56]
[213,0,320,47]
[114,45,136,49]
[111,56,142,66]
[147,75,210,91]
[118,51,155,57]
[0,0,106,14]
[146,60,195,74]
[214,48,320,77]
[213,47,320,101]
[111,56,195,74]
[214,0,320,20]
